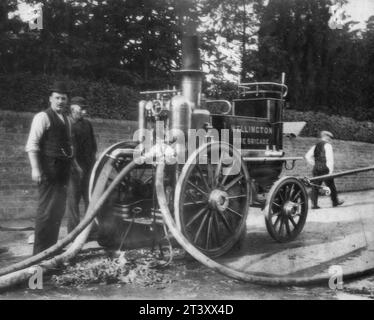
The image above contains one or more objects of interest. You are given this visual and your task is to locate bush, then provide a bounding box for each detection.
[1,73,374,143]
[284,109,374,143]
[0,73,140,120]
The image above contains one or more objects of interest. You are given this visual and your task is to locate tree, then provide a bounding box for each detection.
[360,16,374,119]
[250,0,372,120]
[0,0,26,73]
[2,0,184,88]
[253,0,333,110]
[196,0,261,82]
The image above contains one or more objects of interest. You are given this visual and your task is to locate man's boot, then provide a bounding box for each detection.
[333,199,344,207]
[311,188,321,209]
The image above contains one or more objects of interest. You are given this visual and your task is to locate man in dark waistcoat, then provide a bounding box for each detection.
[305,131,344,209]
[26,81,74,254]
[66,97,97,233]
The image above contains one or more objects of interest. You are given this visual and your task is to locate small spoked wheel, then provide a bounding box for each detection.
[174,142,250,258]
[264,176,308,242]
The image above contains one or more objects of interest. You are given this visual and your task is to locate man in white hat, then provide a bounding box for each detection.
[305,130,344,209]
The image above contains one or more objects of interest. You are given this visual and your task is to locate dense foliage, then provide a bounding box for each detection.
[284,109,374,143]
[249,0,374,121]
[0,0,374,129]
[0,0,182,88]
[0,72,140,119]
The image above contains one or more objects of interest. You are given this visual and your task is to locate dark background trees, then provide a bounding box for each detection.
[0,0,373,121]
[247,0,374,120]
[0,0,182,87]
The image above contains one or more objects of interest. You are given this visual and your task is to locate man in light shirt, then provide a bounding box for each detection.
[25,81,74,254]
[305,131,344,209]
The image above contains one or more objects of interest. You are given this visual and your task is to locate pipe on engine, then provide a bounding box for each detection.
[169,96,192,162]
[169,95,191,136]
[181,72,202,108]
[191,109,210,130]
[136,100,147,142]
[177,35,204,109]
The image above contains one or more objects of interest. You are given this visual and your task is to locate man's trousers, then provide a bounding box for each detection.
[311,167,338,207]
[66,168,90,234]
[33,180,68,255]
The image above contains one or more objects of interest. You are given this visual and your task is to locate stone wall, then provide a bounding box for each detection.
[1,110,373,220]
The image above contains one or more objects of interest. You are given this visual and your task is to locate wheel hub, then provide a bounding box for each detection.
[282,201,298,216]
[209,189,229,212]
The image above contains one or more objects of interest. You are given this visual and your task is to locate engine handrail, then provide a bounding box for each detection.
[140,89,180,97]
[205,99,232,115]
[239,82,288,98]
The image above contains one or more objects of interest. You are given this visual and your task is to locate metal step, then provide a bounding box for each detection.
[116,211,164,226]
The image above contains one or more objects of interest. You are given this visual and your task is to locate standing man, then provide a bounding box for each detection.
[26,81,73,254]
[66,97,97,234]
[305,130,344,209]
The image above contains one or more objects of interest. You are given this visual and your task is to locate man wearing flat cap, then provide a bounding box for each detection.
[66,96,97,234]
[25,81,74,254]
[305,130,344,209]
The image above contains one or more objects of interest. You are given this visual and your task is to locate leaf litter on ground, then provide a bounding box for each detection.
[51,247,185,288]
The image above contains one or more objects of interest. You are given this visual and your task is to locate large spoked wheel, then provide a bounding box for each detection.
[264,176,308,243]
[89,141,156,249]
[174,142,250,258]
[89,141,154,218]
[89,140,138,198]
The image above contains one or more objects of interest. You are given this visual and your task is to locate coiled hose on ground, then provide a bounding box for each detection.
[0,158,137,290]
[1,155,374,290]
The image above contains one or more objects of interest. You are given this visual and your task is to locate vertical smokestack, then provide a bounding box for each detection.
[174,0,204,109]
[181,35,201,72]
[179,35,204,109]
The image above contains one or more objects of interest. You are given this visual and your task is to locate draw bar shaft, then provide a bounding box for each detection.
[309,165,374,183]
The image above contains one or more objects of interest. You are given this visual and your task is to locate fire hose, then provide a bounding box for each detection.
[0,226,34,232]
[155,160,374,286]
[0,158,137,290]
[1,157,374,289]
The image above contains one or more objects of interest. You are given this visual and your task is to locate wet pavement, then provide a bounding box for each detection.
[0,190,374,300]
